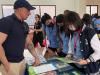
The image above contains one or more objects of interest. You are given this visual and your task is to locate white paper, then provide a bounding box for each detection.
[24,49,35,65]
[33,64,57,74]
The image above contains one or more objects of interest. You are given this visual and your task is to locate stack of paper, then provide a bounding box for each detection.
[33,64,57,74]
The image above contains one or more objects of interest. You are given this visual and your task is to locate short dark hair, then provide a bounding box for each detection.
[56,14,64,23]
[41,13,51,24]
[93,13,98,18]
[82,14,91,25]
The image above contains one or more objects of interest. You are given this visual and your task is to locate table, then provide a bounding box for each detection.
[27,57,81,75]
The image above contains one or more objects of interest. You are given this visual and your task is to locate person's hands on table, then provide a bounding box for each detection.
[33,58,41,66]
[76,59,88,65]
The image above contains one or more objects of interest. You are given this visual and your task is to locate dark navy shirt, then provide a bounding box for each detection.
[0,14,29,62]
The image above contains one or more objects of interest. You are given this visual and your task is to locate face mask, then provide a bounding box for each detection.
[47,22,54,27]
[69,25,76,31]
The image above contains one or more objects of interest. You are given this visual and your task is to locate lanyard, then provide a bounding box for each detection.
[73,30,81,50]
[74,34,78,49]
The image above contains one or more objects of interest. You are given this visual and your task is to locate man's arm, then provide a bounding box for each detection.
[0,32,10,72]
[26,35,40,65]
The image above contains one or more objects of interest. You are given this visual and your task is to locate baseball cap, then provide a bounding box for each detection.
[14,0,36,10]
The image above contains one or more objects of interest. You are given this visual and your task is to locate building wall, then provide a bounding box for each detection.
[86,0,100,15]
[0,0,86,18]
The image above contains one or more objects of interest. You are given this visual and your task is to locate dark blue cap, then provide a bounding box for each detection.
[14,0,36,10]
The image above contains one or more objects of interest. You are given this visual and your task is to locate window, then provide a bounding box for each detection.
[2,5,56,25]
[86,5,98,15]
[40,6,56,18]
[25,6,40,25]
[2,5,14,17]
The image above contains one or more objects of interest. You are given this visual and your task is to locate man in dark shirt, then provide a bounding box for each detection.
[0,0,40,75]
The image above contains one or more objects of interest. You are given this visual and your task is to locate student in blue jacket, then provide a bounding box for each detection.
[41,13,58,59]
[56,14,69,57]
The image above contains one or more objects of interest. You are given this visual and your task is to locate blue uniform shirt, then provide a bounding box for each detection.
[42,24,58,48]
[71,32,83,59]
[60,32,69,54]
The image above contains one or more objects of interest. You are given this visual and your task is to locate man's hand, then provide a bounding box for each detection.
[3,62,10,72]
[77,59,88,65]
[33,58,41,66]
[26,36,41,66]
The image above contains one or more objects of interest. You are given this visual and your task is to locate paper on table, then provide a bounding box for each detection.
[33,64,57,74]
[56,57,77,63]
